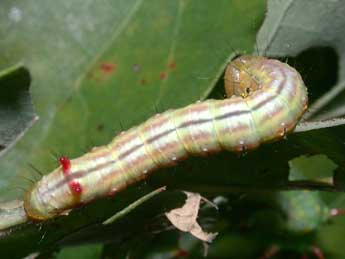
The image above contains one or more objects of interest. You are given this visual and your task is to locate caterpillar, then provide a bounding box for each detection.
[23,55,308,221]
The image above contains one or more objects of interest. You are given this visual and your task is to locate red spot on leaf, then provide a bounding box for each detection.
[140,79,147,85]
[59,156,71,175]
[168,61,176,69]
[69,181,82,194]
[100,63,117,74]
[159,72,167,80]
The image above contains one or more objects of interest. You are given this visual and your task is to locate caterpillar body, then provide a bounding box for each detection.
[24,56,308,221]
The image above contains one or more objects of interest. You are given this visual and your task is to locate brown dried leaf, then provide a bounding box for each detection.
[165,192,217,243]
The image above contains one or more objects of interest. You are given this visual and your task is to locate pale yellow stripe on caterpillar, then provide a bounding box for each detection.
[262,58,307,115]
[227,56,307,141]
[173,101,220,155]
[208,99,227,151]
[107,132,136,195]
[249,90,288,141]
[23,55,308,222]
[184,100,222,154]
[170,105,200,155]
[109,127,150,188]
[212,98,256,151]
[139,111,185,166]
[167,108,194,155]
[78,147,114,201]
[137,122,163,173]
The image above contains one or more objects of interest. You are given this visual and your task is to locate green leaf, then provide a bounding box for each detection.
[0,1,266,256]
[56,244,102,259]
[0,0,265,200]
[3,0,345,258]
[257,0,345,121]
[0,64,36,158]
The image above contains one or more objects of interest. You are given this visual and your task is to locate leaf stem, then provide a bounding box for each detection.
[102,186,166,225]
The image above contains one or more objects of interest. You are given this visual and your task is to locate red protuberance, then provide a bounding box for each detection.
[69,181,83,194]
[59,156,83,195]
[59,156,71,175]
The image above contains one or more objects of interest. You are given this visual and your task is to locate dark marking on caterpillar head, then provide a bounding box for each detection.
[100,63,117,74]
[224,56,263,98]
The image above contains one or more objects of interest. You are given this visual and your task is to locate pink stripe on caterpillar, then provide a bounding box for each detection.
[23,55,308,221]
[58,156,82,195]
[35,94,292,196]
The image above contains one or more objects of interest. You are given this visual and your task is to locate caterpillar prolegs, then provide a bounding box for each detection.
[24,56,308,221]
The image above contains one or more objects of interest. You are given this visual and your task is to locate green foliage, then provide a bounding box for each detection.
[1,0,345,258]
[0,64,36,157]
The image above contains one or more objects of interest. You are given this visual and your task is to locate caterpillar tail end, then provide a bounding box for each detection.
[0,200,28,231]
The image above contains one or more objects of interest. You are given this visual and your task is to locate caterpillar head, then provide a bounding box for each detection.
[224,55,266,98]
